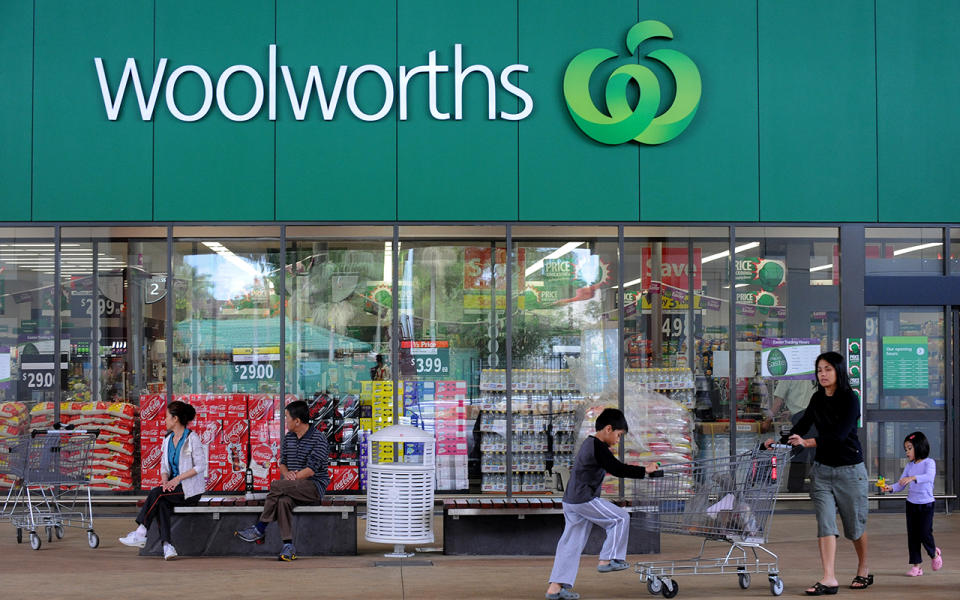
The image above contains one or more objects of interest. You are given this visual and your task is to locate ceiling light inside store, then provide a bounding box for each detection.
[202,241,262,276]
[525,242,584,277]
[809,264,833,272]
[701,242,760,264]
[892,242,942,256]
[610,277,644,290]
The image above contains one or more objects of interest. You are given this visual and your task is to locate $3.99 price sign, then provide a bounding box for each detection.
[232,346,280,382]
[402,340,450,375]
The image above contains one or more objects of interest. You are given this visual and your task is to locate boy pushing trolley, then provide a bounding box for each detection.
[545,408,663,600]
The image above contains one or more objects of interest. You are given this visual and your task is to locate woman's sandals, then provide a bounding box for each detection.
[805,582,839,595]
[850,574,874,589]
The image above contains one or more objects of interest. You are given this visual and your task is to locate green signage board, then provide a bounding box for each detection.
[882,336,928,390]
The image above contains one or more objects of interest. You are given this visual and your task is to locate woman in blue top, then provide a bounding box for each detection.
[882,431,943,576]
[119,401,208,560]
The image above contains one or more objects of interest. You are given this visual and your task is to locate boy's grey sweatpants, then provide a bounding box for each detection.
[549,497,630,587]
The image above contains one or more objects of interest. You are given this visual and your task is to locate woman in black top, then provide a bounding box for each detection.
[766,351,871,594]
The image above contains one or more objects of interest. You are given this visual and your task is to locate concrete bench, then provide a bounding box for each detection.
[139,496,358,557]
[442,497,659,556]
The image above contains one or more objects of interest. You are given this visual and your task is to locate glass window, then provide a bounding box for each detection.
[624,227,729,477]
[864,307,945,410]
[287,229,391,492]
[864,421,946,495]
[398,226,507,493]
[866,227,944,275]
[0,231,57,492]
[734,227,840,493]
[951,227,960,275]
[509,226,618,495]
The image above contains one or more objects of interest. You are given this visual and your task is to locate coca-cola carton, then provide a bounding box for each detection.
[140,441,164,474]
[141,468,162,489]
[226,394,247,419]
[248,394,280,421]
[254,464,282,491]
[250,442,278,489]
[205,460,228,491]
[219,468,245,491]
[139,394,167,422]
[192,419,222,445]
[225,442,248,473]
[250,418,282,444]
[207,443,229,465]
[327,465,359,491]
[140,418,166,437]
[220,419,249,445]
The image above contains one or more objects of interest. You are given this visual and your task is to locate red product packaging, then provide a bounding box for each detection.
[192,419,222,445]
[139,394,167,422]
[254,464,282,491]
[220,418,249,445]
[226,394,247,419]
[250,418,282,444]
[141,469,162,490]
[250,442,278,476]
[219,468,245,491]
[248,394,280,421]
[225,442,248,473]
[140,418,166,437]
[327,465,359,491]
[204,460,228,491]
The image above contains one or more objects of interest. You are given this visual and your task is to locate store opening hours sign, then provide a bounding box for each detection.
[401,341,450,375]
[232,346,280,381]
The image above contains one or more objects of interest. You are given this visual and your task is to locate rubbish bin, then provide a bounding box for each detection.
[364,425,435,557]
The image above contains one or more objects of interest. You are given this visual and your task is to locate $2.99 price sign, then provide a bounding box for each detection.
[401,341,450,375]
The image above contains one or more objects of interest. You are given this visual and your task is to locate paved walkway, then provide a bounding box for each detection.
[0,511,957,599]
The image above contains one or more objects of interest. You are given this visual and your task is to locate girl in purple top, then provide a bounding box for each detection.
[883,431,943,576]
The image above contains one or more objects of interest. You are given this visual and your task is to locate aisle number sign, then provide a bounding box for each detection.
[232,346,280,381]
[401,341,450,375]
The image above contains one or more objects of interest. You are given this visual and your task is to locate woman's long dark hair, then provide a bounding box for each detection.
[814,351,852,395]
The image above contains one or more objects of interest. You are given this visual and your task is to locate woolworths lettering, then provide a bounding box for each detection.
[94,44,533,123]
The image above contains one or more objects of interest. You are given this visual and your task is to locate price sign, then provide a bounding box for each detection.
[70,292,123,318]
[144,275,167,304]
[233,363,276,381]
[19,354,65,391]
[401,341,450,375]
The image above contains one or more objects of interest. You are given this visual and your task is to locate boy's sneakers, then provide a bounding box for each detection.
[163,542,178,561]
[932,547,943,571]
[906,565,923,577]
[118,530,147,548]
[545,588,580,600]
[235,525,264,542]
[598,559,630,573]
[279,542,297,561]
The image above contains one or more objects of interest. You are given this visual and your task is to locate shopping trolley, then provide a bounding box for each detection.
[632,444,792,597]
[0,428,100,550]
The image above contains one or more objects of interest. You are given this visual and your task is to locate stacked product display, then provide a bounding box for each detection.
[403,380,469,491]
[306,391,360,491]
[0,402,28,489]
[67,401,137,491]
[577,368,695,496]
[478,369,581,493]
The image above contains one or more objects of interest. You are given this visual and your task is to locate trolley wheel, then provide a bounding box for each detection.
[46,526,53,543]
[647,578,663,595]
[738,573,751,589]
[55,525,64,539]
[16,528,22,544]
[88,531,100,549]
[29,532,41,550]
[769,576,784,596]
[661,579,679,599]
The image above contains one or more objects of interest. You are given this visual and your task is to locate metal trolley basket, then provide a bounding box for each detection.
[0,429,100,550]
[632,444,792,598]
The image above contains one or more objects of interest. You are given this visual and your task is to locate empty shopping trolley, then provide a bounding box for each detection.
[631,444,792,597]
[0,428,100,550]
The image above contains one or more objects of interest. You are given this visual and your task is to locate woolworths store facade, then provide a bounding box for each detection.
[0,2,957,506]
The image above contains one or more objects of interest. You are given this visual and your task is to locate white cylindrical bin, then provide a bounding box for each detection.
[364,424,435,558]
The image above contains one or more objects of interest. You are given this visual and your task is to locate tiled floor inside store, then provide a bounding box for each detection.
[0,510,957,599]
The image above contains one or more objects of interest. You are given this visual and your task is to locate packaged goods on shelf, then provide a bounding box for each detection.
[0,401,28,438]
[696,421,761,460]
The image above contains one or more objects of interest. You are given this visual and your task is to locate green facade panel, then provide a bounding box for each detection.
[154,0,275,222]
[638,0,759,222]
[877,1,960,222]
[0,0,32,221]
[276,1,397,221]
[33,0,154,221]
[397,0,518,221]
[519,0,639,222]
[758,0,878,222]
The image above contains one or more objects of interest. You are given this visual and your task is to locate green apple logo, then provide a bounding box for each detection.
[563,20,701,145]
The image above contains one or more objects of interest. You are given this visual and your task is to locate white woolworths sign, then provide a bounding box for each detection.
[95,44,533,123]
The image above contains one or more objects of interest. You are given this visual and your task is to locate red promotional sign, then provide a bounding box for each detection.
[641,247,702,290]
[463,247,525,290]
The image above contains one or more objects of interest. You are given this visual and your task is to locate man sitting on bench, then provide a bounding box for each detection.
[236,400,329,561]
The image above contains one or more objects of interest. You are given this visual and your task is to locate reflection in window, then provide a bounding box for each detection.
[866,227,944,275]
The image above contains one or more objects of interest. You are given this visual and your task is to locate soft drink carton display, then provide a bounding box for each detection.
[327,465,359,491]
[254,465,281,491]
[140,418,166,437]
[141,468,163,489]
[250,418,281,444]
[249,442,278,477]
[206,460,245,491]
[207,443,229,465]
[226,442,248,473]
[248,394,280,421]
[139,394,167,422]
[195,394,229,419]
[192,419,223,445]
[220,418,250,445]
[226,394,247,419]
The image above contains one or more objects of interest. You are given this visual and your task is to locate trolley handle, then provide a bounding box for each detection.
[31,427,100,438]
